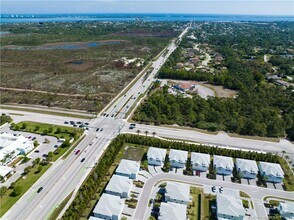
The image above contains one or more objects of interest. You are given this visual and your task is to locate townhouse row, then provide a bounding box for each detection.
[147,147,285,183]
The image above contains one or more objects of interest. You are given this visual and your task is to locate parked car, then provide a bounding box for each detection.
[212,186,216,192]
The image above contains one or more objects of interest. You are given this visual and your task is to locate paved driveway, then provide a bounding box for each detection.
[154,166,163,174]
[275,183,284,190]
[216,174,223,180]
[248,179,257,186]
[148,165,157,176]
[267,183,275,189]
[224,175,232,182]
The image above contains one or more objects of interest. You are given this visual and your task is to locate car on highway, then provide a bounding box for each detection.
[81,158,85,162]
[75,150,80,155]
[28,136,32,139]
[34,150,39,153]
[32,137,36,140]
[64,121,69,124]
[73,124,77,127]
[100,128,103,131]
[85,122,89,126]
[212,186,216,192]
[103,113,106,116]
[77,121,82,124]
[111,114,114,117]
[37,187,43,193]
[106,114,109,117]
[219,187,223,193]
[70,121,75,125]
[96,128,100,131]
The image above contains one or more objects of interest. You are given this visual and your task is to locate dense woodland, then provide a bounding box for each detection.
[135,22,294,140]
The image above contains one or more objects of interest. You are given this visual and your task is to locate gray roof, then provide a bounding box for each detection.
[191,152,210,167]
[236,158,258,174]
[116,159,140,176]
[169,149,188,162]
[0,165,13,177]
[159,202,187,220]
[213,155,234,169]
[217,194,245,218]
[105,175,132,194]
[93,193,124,217]
[165,182,190,202]
[147,147,167,161]
[259,162,284,177]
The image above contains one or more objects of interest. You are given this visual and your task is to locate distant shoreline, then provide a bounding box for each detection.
[1,13,294,24]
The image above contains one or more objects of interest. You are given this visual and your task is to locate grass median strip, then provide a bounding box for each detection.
[0,163,52,217]
[0,106,92,119]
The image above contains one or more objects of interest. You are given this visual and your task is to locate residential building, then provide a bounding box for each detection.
[93,193,124,220]
[213,155,234,175]
[0,133,34,165]
[191,152,210,172]
[164,182,190,205]
[258,162,284,183]
[115,159,140,179]
[277,201,294,220]
[147,147,167,166]
[88,216,100,220]
[217,194,245,220]
[158,202,187,220]
[235,158,258,179]
[169,149,188,168]
[105,175,132,198]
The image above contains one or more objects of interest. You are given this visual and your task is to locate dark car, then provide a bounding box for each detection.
[77,121,82,124]
[96,128,100,132]
[81,158,85,162]
[111,114,114,117]
[106,114,109,117]
[32,137,36,140]
[34,150,39,153]
[37,187,43,193]
[100,128,103,131]
[85,122,89,126]
[70,121,75,124]
[75,150,80,155]
[64,121,69,124]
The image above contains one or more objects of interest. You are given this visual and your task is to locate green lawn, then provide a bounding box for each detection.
[0,106,92,119]
[13,121,83,140]
[122,145,147,161]
[188,187,202,220]
[0,163,52,217]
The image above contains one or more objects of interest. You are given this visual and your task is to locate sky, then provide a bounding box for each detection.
[1,0,294,16]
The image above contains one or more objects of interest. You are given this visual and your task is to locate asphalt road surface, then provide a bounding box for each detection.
[2,24,191,220]
[133,173,294,220]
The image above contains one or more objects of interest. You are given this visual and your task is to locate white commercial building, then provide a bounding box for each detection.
[158,202,187,220]
[258,162,284,183]
[191,152,210,172]
[164,182,190,205]
[0,165,13,180]
[92,193,124,220]
[0,133,34,165]
[105,175,132,198]
[115,159,140,179]
[217,193,245,220]
[213,155,234,176]
[169,149,188,168]
[147,147,167,166]
[277,202,294,220]
[235,158,258,179]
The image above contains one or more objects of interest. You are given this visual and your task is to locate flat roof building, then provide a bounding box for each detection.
[158,202,187,220]
[191,152,210,172]
[116,159,140,179]
[147,147,167,166]
[236,158,258,179]
[0,165,13,180]
[258,162,284,183]
[105,175,132,198]
[93,193,124,220]
[0,133,34,165]
[217,193,245,220]
[165,181,190,205]
[213,155,234,176]
[169,149,188,168]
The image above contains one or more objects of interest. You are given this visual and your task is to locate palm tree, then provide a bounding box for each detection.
[152,131,156,137]
[136,130,141,135]
[145,131,149,136]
